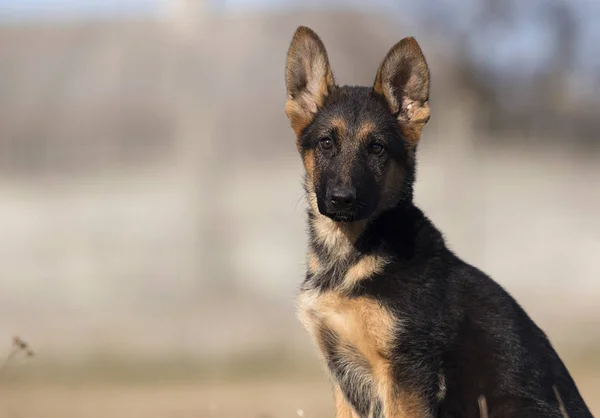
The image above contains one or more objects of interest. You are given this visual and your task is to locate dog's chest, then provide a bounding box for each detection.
[296,287,396,364]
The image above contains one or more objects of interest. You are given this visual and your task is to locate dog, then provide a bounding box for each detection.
[284,26,593,418]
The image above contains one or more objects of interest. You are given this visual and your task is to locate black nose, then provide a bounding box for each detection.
[329,188,356,211]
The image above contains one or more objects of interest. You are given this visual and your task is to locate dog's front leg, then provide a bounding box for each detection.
[333,384,360,418]
[379,389,433,418]
[374,362,435,418]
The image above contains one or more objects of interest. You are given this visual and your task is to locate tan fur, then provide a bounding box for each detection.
[296,288,324,356]
[373,37,430,147]
[319,293,395,364]
[367,402,379,418]
[357,120,377,142]
[306,185,320,215]
[373,38,428,109]
[379,383,432,418]
[302,149,316,180]
[297,291,394,361]
[330,117,348,137]
[334,384,360,418]
[340,254,388,293]
[286,99,316,137]
[397,101,430,147]
[367,357,431,418]
[297,288,432,418]
[302,151,320,216]
[285,27,335,138]
[371,353,431,417]
[307,249,321,275]
[311,214,365,261]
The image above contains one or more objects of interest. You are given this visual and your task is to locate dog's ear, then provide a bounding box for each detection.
[373,37,430,146]
[285,26,335,136]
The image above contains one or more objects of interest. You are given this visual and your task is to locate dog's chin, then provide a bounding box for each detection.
[319,210,361,223]
[317,202,371,223]
[330,213,356,223]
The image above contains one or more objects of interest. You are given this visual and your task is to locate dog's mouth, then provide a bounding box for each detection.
[316,195,372,223]
[318,203,372,223]
[330,212,356,223]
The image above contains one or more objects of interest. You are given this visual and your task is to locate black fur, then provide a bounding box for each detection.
[299,93,592,417]
[300,86,416,221]
[289,29,593,418]
[304,204,593,417]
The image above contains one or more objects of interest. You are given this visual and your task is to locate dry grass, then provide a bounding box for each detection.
[0,380,333,418]
[1,338,597,417]
[478,395,489,418]
[0,376,598,418]
[553,385,570,418]
[0,336,33,379]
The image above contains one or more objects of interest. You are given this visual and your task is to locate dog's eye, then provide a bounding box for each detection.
[320,137,333,150]
[370,143,384,155]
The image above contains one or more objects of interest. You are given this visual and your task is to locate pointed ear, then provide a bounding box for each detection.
[285,26,335,136]
[373,37,430,146]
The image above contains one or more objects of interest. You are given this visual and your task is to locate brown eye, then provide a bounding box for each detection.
[320,137,333,150]
[370,143,384,154]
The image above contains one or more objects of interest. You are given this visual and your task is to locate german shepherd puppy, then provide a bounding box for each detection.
[284,26,593,418]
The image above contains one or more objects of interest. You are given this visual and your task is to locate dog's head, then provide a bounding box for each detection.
[285,26,430,223]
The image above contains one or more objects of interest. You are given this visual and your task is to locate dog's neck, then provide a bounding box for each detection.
[306,191,444,268]
[308,210,365,262]
[303,192,447,293]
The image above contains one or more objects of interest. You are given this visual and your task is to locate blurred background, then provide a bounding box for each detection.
[0,0,598,416]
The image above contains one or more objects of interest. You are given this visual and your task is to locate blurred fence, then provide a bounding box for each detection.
[0,3,598,368]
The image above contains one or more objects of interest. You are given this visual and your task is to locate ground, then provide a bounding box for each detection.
[1,372,598,418]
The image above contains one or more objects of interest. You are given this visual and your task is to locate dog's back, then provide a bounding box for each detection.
[433,250,590,416]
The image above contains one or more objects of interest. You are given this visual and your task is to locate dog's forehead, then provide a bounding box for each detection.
[313,86,390,138]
